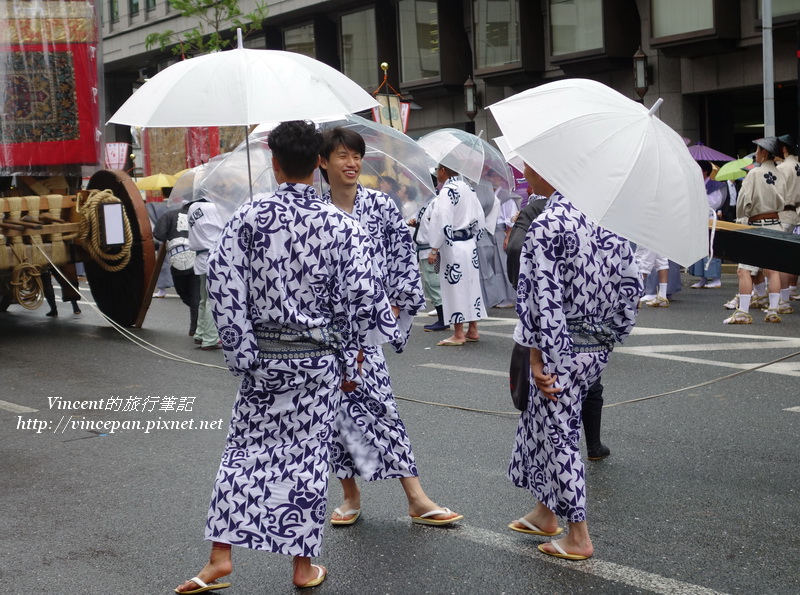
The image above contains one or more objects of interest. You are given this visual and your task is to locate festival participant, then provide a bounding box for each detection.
[175,121,400,593]
[723,137,785,324]
[507,164,640,560]
[428,164,487,346]
[319,127,462,528]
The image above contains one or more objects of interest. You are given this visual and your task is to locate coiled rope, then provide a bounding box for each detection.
[10,261,44,310]
[76,189,133,272]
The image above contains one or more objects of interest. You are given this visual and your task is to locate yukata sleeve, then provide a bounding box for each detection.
[333,219,403,384]
[427,190,449,250]
[382,200,426,349]
[609,239,642,343]
[512,215,571,375]
[206,208,259,376]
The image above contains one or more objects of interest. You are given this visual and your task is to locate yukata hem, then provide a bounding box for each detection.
[203,532,324,557]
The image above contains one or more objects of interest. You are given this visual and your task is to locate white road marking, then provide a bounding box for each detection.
[419,363,507,377]
[0,399,38,413]
[784,406,800,413]
[446,523,728,595]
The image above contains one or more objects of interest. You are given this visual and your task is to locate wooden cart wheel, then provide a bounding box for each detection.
[84,170,156,327]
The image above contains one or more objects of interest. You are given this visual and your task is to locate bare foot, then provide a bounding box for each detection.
[330,496,361,523]
[465,333,479,341]
[539,537,593,559]
[408,497,461,522]
[509,504,560,535]
[175,559,233,593]
[292,558,327,587]
[437,334,465,345]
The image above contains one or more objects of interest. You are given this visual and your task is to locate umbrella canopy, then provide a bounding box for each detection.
[687,143,735,162]
[135,173,176,190]
[317,114,437,211]
[108,40,378,127]
[715,157,753,182]
[205,115,438,222]
[487,78,708,267]
[417,128,513,213]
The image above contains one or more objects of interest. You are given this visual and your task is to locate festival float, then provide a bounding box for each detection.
[0,0,156,326]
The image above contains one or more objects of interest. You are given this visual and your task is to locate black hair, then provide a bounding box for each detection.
[267,121,322,179]
[318,127,366,183]
[697,160,713,176]
[381,176,399,194]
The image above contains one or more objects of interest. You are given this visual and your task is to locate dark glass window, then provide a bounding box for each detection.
[398,0,440,82]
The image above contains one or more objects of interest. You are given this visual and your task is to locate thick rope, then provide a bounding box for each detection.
[10,262,43,310]
[76,189,133,272]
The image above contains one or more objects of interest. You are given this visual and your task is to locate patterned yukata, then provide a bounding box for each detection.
[205,183,400,557]
[428,176,488,324]
[509,194,640,522]
[322,184,426,481]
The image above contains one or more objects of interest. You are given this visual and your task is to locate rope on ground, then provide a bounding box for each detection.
[35,241,800,406]
[36,246,227,371]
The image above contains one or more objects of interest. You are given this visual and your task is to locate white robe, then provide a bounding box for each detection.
[428,176,488,324]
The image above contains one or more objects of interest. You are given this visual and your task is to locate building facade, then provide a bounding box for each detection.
[101,0,800,172]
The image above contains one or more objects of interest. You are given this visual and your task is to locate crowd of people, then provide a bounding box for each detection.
[144,121,800,592]
[163,121,644,594]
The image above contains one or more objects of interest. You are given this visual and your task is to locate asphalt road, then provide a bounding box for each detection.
[2,273,799,594]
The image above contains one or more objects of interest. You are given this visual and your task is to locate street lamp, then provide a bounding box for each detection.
[633,46,649,102]
[464,76,478,120]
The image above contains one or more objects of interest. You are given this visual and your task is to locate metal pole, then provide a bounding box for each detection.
[763,0,775,137]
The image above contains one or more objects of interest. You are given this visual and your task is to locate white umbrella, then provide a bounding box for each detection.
[108,31,378,128]
[487,78,708,267]
[108,29,378,197]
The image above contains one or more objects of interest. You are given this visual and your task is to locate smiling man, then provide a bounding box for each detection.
[318,127,463,529]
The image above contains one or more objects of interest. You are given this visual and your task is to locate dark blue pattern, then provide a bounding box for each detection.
[508,196,640,522]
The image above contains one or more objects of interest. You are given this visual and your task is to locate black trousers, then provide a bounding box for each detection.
[171,270,201,335]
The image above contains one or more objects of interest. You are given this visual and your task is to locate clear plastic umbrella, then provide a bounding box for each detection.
[205,116,438,222]
[418,128,513,214]
[317,114,437,218]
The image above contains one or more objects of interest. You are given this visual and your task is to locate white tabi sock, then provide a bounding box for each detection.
[780,288,791,302]
[789,285,797,296]
[738,294,752,311]
[754,281,767,297]
[658,283,668,298]
[769,293,780,311]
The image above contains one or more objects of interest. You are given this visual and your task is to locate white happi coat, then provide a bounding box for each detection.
[428,176,488,324]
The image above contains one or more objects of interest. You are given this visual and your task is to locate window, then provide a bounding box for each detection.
[284,23,315,58]
[129,0,139,16]
[651,0,713,38]
[109,0,119,22]
[341,8,378,88]
[474,0,521,69]
[398,0,440,83]
[757,0,800,18]
[146,0,155,10]
[549,0,603,56]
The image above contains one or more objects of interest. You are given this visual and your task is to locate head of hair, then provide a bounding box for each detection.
[380,176,399,194]
[697,160,713,176]
[268,121,322,179]
[318,127,366,183]
[320,127,366,161]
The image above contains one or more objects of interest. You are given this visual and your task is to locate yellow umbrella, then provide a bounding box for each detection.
[173,168,191,179]
[136,173,177,190]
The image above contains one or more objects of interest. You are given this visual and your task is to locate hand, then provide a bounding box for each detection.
[408,218,417,227]
[531,362,562,402]
[391,305,400,319]
[341,378,357,392]
[427,251,438,265]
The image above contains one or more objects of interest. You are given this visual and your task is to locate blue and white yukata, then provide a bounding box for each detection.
[428,176,488,325]
[322,184,426,481]
[509,194,640,522]
[205,183,400,557]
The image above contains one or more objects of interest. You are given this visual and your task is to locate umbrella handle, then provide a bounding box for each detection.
[647,98,664,116]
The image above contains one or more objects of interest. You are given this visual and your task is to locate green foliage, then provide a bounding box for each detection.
[145,0,269,56]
